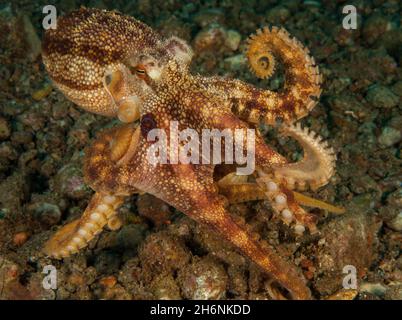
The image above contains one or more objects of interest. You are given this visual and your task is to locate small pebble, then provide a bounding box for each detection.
[13,232,29,246]
[385,212,402,232]
[360,282,387,297]
[21,14,41,61]
[193,24,226,54]
[67,273,86,286]
[0,117,10,140]
[266,6,291,24]
[224,30,241,51]
[54,164,91,199]
[223,54,247,71]
[99,275,117,288]
[32,84,53,101]
[366,85,399,109]
[0,142,17,160]
[378,127,401,147]
[31,202,62,227]
[10,131,33,145]
[362,14,392,44]
[178,257,228,300]
[138,231,191,274]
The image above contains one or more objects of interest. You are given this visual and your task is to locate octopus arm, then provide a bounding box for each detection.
[272,123,336,191]
[188,197,312,300]
[43,192,125,259]
[135,163,311,300]
[200,25,324,126]
[245,26,322,125]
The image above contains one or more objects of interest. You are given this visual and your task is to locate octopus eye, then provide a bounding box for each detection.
[140,113,158,138]
[130,65,148,80]
[105,74,112,85]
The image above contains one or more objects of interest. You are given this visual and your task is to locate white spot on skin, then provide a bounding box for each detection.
[148,67,162,80]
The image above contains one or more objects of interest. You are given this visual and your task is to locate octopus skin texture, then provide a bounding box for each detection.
[41,8,344,300]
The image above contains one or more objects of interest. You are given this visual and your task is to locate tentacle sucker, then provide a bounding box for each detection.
[256,169,318,234]
[109,125,141,166]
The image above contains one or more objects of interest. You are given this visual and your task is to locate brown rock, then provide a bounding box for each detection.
[138,231,191,275]
[178,256,228,300]
[0,117,10,140]
[313,212,381,296]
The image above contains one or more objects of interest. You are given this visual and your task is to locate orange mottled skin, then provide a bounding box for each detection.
[42,8,340,300]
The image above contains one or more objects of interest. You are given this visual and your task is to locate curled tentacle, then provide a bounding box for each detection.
[43,193,125,259]
[247,49,276,79]
[246,26,322,124]
[273,123,336,191]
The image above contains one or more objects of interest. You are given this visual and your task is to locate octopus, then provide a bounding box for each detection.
[41,8,345,300]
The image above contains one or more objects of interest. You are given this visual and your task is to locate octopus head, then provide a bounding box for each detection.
[103,37,192,123]
[127,36,193,85]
